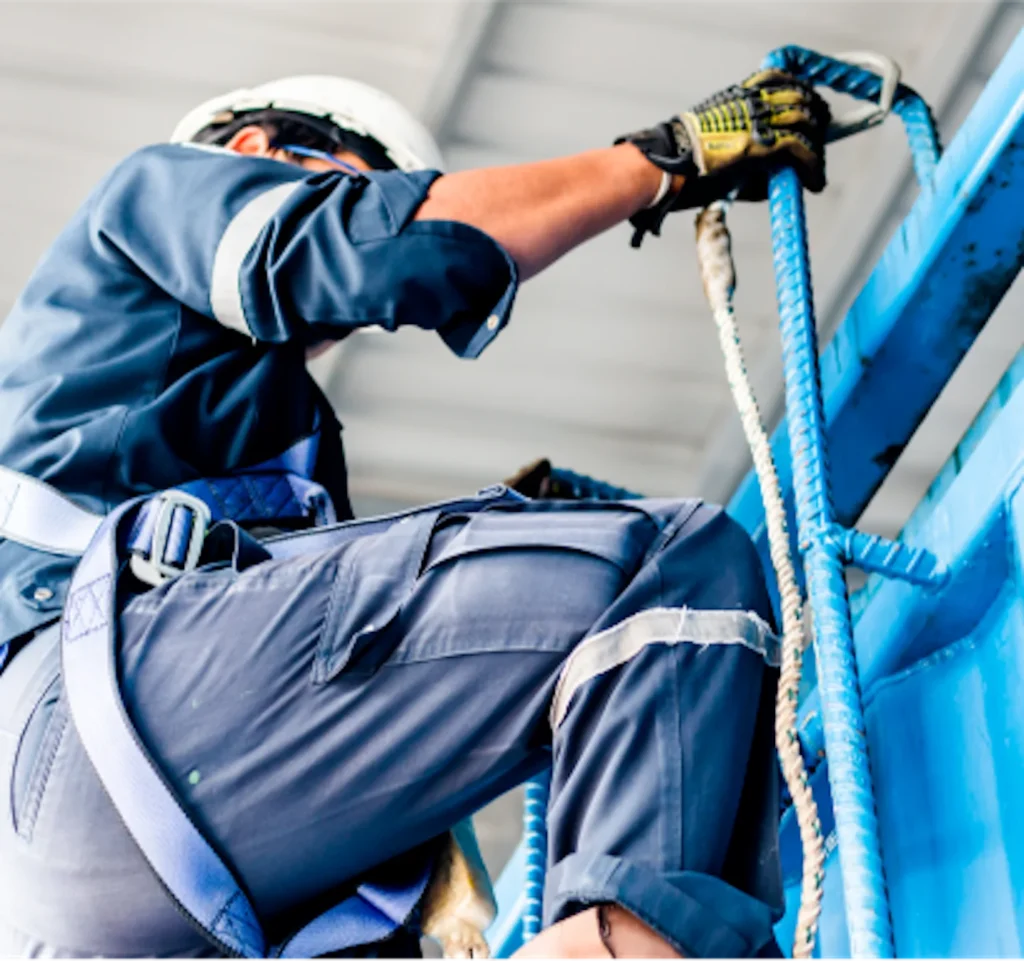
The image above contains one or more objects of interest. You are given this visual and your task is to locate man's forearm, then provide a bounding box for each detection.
[413,144,672,280]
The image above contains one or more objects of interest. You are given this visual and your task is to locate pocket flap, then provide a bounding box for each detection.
[312,510,438,683]
[425,508,650,575]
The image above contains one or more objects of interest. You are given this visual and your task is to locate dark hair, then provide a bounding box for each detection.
[193,108,396,170]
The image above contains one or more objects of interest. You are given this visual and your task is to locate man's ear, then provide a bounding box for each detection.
[223,125,273,157]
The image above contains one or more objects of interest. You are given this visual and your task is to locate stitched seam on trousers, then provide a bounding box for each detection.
[313,555,354,682]
[662,643,684,873]
[16,692,68,841]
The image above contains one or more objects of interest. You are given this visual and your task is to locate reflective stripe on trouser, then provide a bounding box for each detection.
[0,497,783,957]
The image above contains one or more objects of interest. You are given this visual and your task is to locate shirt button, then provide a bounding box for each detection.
[486,314,499,331]
[33,586,54,603]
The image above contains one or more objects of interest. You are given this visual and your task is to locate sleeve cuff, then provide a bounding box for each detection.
[436,233,518,359]
[374,172,519,359]
[545,852,781,958]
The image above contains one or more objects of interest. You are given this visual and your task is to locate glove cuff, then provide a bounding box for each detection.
[645,171,673,209]
[615,118,697,178]
[677,112,708,175]
[615,119,698,247]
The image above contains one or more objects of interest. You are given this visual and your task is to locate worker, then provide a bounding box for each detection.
[0,70,828,958]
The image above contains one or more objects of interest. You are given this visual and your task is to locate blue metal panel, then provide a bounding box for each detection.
[779,349,1024,955]
[868,594,1024,956]
[853,362,1024,691]
[729,28,1024,547]
[794,352,1024,777]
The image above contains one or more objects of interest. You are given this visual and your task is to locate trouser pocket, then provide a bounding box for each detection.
[311,510,440,683]
[11,676,68,841]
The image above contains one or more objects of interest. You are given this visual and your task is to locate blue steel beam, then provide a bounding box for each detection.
[855,347,1024,697]
[729,28,1024,547]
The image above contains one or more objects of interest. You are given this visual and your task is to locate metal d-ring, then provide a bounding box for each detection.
[825,51,902,143]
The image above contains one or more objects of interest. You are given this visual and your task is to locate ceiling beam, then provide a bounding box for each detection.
[421,0,503,141]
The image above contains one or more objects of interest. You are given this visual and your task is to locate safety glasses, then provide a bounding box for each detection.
[274,144,365,175]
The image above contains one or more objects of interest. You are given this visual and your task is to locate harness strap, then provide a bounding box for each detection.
[0,465,335,601]
[60,482,524,957]
[0,465,102,555]
[0,456,336,672]
[61,497,438,957]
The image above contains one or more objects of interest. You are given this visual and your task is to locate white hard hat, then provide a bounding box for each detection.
[170,75,444,173]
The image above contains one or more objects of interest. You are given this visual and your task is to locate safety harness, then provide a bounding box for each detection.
[0,459,518,956]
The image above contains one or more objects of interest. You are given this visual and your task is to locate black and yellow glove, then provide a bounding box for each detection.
[617,69,831,246]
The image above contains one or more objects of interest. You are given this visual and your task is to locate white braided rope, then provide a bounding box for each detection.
[695,204,825,957]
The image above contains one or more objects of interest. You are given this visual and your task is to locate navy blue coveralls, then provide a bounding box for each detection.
[0,143,784,956]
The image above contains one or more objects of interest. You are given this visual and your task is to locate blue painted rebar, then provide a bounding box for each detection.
[761,48,942,954]
[768,166,895,957]
[546,466,642,501]
[521,773,550,941]
[837,527,947,588]
[761,44,941,958]
[767,46,942,182]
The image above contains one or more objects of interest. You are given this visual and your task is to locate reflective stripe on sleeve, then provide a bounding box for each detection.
[210,181,301,335]
[549,607,780,730]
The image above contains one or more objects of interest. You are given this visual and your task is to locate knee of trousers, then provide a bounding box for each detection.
[655,504,775,624]
[548,506,779,732]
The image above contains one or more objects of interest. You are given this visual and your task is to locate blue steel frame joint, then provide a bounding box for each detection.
[833,526,948,588]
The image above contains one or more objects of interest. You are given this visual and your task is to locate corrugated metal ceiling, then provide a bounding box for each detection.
[0,0,1019,539]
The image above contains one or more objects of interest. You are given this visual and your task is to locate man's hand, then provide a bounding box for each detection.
[617,69,831,246]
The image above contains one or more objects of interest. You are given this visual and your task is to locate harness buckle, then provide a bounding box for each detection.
[130,490,212,587]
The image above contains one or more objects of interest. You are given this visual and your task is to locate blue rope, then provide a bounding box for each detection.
[759,44,943,957]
